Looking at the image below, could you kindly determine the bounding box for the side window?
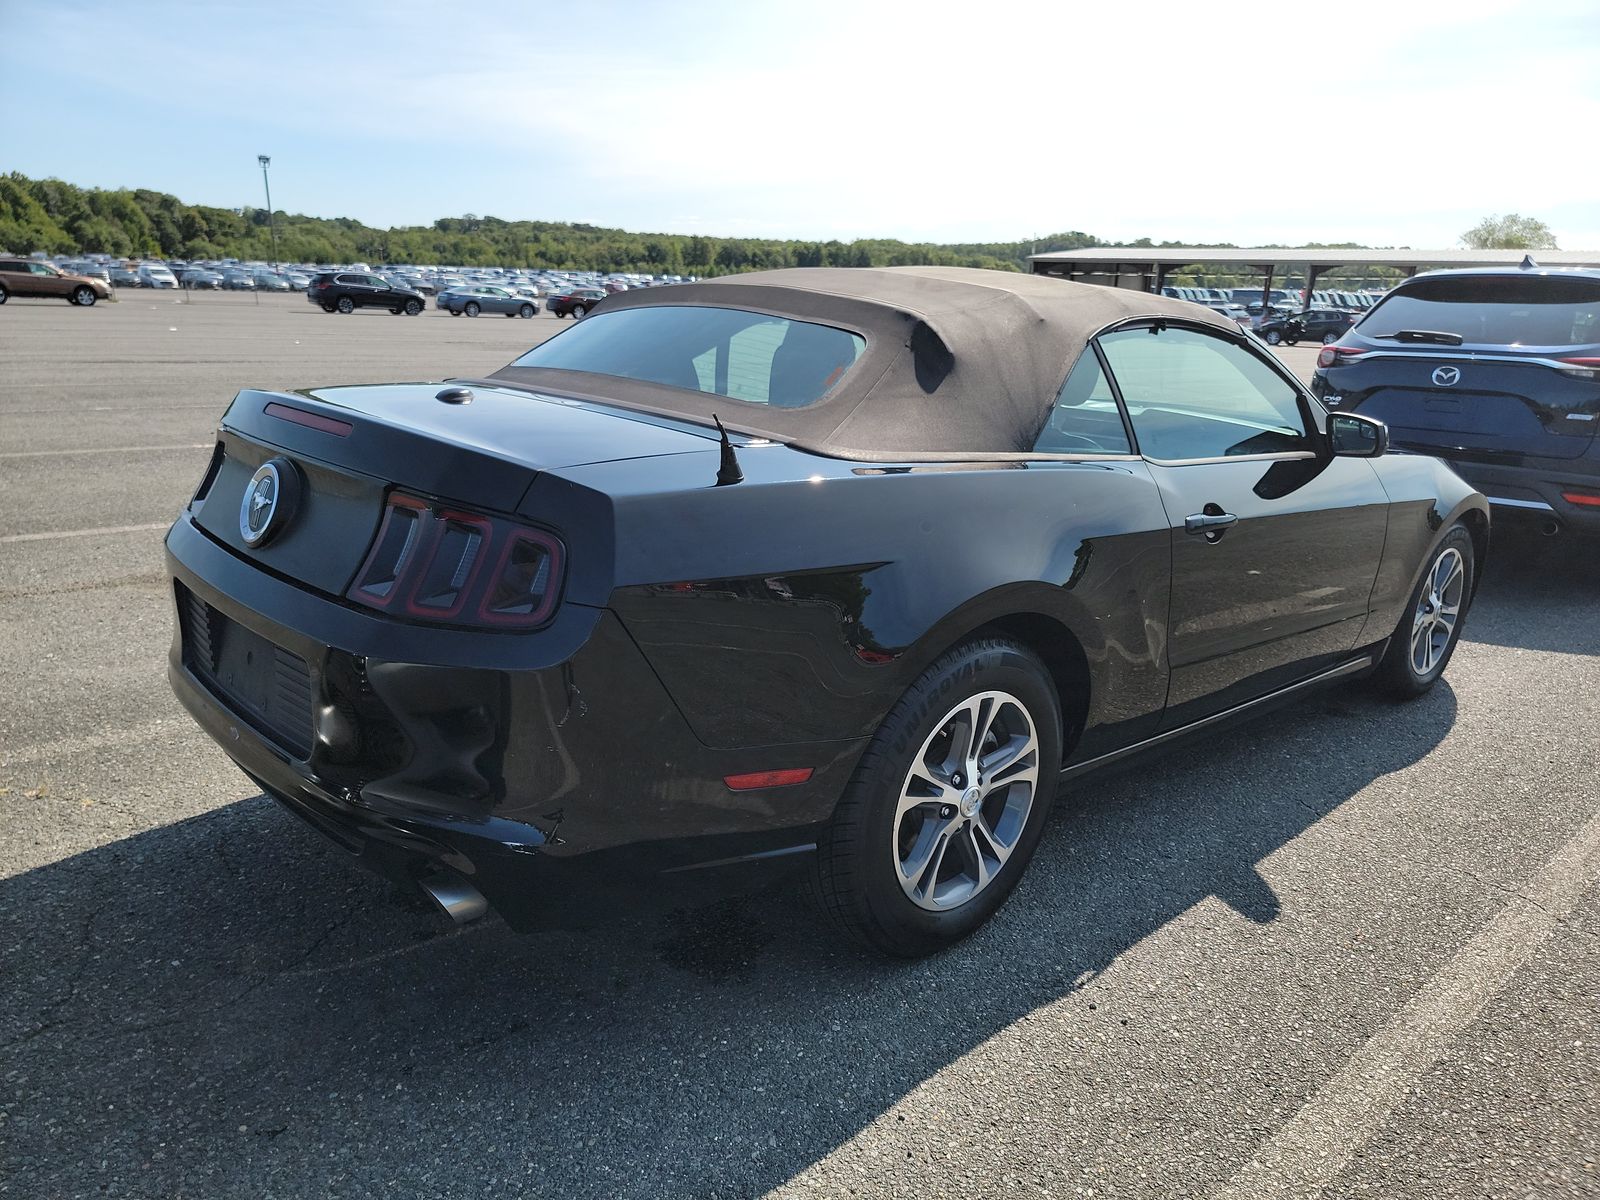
[1033,351,1132,454]
[1098,325,1311,461]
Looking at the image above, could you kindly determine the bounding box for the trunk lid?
[193,382,718,597]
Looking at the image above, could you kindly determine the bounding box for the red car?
[548,286,608,319]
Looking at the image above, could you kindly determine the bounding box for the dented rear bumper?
[165,515,863,928]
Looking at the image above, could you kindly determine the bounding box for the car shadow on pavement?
[1,681,1456,1198]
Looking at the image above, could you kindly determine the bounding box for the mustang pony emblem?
[238,459,299,546]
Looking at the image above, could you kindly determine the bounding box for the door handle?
[1185,510,1238,537]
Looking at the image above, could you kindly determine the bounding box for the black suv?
[1312,267,1600,537]
[1255,307,1357,346]
[307,272,425,315]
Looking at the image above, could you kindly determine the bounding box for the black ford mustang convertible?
[166,267,1487,956]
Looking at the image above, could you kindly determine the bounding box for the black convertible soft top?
[487,266,1233,460]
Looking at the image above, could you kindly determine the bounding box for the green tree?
[1460,213,1558,250]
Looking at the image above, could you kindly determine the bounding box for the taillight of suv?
[348,492,564,629]
[1317,344,1368,369]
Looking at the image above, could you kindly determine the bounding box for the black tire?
[405,299,422,315]
[1372,523,1475,699]
[0,284,9,304]
[450,309,461,316]
[812,637,1063,957]
[1321,332,1339,345]
[72,286,96,306]
[336,297,355,314]
[519,304,535,318]
[389,306,402,315]
[321,302,337,313]
[1264,329,1282,345]
[571,303,587,319]
[465,301,481,317]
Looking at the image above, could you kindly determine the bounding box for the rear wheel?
[336,297,354,314]
[1372,524,1474,699]
[0,284,10,304]
[572,303,587,319]
[1263,329,1283,345]
[465,301,481,317]
[1321,332,1339,345]
[813,637,1062,957]
[321,302,336,313]
[519,304,535,318]
[72,285,96,306]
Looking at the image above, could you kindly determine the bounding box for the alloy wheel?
[1410,547,1465,676]
[893,690,1039,912]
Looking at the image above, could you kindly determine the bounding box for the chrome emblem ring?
[239,458,300,546]
[1431,366,1461,387]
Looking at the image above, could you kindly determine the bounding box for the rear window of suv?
[1360,274,1600,348]
[510,305,866,408]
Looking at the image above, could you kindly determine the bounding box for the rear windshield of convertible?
[509,305,867,409]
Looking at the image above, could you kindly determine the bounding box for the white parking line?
[1215,803,1600,1197]
[0,522,170,545]
[0,443,209,460]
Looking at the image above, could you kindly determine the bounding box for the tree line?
[0,172,1102,275]
[1,173,1558,285]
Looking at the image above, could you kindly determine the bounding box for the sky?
[3,0,1598,249]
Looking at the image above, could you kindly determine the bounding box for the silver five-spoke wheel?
[893,690,1039,911]
[1410,546,1464,676]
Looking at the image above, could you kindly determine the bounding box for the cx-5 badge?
[1432,366,1461,387]
[239,458,302,546]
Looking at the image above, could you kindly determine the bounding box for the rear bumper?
[165,516,861,928]
[1438,458,1600,536]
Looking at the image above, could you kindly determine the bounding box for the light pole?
[257,154,278,269]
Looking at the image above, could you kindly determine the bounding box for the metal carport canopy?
[1029,246,1600,297]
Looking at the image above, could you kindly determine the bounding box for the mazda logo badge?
[238,458,302,546]
[1431,366,1461,387]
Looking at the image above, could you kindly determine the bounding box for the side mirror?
[1327,411,1388,458]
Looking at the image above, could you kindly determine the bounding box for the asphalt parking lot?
[2,292,1596,1199]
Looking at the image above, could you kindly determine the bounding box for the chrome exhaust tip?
[419,873,489,925]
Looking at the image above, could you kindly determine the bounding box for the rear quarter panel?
[1366,452,1489,639]
[553,448,1174,754]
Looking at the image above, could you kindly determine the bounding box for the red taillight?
[723,768,815,791]
[348,492,564,628]
[1317,344,1367,369]
[1562,491,1600,507]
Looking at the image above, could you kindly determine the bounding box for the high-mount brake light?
[348,493,564,629]
[1317,344,1367,369]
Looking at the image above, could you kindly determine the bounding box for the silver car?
[442,284,538,318]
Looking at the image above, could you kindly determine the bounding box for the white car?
[138,264,179,289]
